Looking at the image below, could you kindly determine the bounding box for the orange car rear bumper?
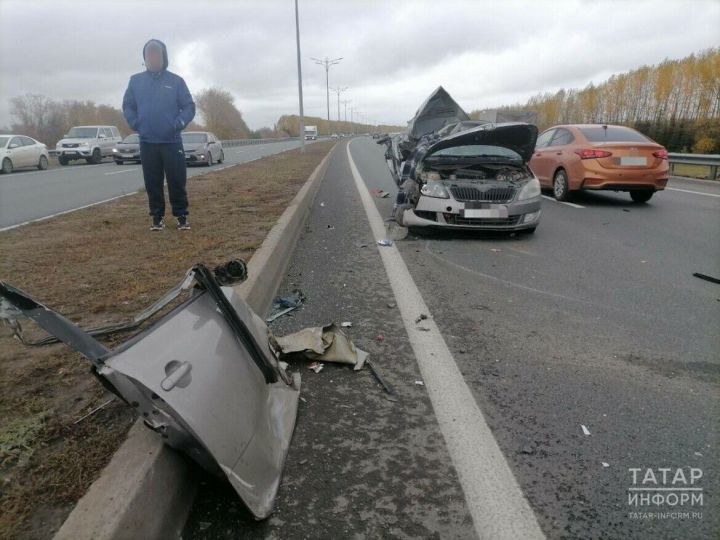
[572,162,669,191]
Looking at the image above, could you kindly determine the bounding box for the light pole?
[311,56,342,134]
[294,0,305,152]
[341,98,351,125]
[331,86,347,132]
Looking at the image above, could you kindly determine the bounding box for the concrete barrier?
[53,143,337,540]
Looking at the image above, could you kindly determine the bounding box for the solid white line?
[346,141,544,540]
[666,187,720,198]
[105,167,140,176]
[541,194,585,208]
[0,191,138,232]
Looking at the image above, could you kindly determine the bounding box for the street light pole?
[331,86,348,133]
[294,0,305,152]
[311,56,342,135]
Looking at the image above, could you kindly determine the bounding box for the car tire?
[58,156,68,166]
[1,157,13,174]
[115,160,123,165]
[218,150,224,163]
[90,148,102,164]
[38,155,48,170]
[630,191,654,203]
[553,169,572,201]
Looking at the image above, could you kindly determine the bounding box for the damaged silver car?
[380,87,542,233]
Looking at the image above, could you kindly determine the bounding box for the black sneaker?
[176,216,191,230]
[150,216,165,231]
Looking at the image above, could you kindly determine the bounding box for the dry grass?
[671,162,717,180]
[0,141,335,539]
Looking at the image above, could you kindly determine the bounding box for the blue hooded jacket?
[122,39,196,144]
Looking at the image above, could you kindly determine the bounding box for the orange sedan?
[529,124,669,203]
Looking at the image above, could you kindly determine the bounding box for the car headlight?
[112,148,118,153]
[517,177,541,201]
[420,180,449,199]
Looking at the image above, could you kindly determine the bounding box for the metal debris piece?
[272,323,368,371]
[693,272,720,285]
[377,239,393,247]
[367,359,398,402]
[74,397,116,424]
[0,265,300,520]
[267,289,306,322]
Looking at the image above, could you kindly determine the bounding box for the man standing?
[122,39,195,230]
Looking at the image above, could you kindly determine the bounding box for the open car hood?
[407,86,470,141]
[423,122,539,163]
[0,265,299,520]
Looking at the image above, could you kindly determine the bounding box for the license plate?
[122,154,134,158]
[620,156,647,166]
[463,206,508,218]
[65,151,78,156]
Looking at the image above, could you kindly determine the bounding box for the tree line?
[470,47,720,153]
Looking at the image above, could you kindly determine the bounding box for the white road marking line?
[105,167,140,175]
[0,192,138,232]
[667,187,720,198]
[347,141,545,540]
[541,194,585,208]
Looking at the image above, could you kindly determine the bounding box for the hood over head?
[143,39,168,71]
[407,86,470,141]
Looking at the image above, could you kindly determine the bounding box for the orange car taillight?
[574,149,613,159]
[653,149,669,159]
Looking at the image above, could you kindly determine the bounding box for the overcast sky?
[1,0,718,130]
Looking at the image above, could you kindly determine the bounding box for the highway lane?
[0,139,316,229]
[347,137,719,539]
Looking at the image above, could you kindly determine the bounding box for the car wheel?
[38,155,48,170]
[206,153,213,167]
[630,191,653,203]
[218,150,224,163]
[58,156,68,166]
[115,160,123,165]
[1,158,13,174]
[91,148,102,164]
[553,169,572,201]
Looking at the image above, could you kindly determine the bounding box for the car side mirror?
[8,143,18,149]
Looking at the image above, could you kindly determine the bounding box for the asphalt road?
[0,139,316,230]
[188,137,718,539]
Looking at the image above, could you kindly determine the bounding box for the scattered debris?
[415,380,424,386]
[387,302,396,309]
[327,225,335,229]
[622,208,630,212]
[369,188,392,198]
[367,359,399,401]
[602,462,610,468]
[415,313,428,323]
[198,522,212,532]
[308,362,324,373]
[693,272,720,285]
[320,202,326,207]
[581,424,591,436]
[74,397,115,424]
[490,248,503,253]
[356,242,368,248]
[341,321,353,328]
[377,239,393,247]
[417,327,430,332]
[375,334,385,342]
[272,323,369,370]
[267,289,306,322]
[520,443,537,455]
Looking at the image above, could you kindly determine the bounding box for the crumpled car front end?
[396,122,542,232]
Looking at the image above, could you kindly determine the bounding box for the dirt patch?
[0,141,335,540]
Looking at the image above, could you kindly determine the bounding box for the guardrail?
[668,153,720,180]
[220,136,299,147]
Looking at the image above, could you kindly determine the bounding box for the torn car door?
[0,264,300,520]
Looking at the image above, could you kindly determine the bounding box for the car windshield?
[66,127,98,138]
[579,126,650,143]
[430,144,522,160]
[122,134,139,143]
[182,133,208,143]
[0,136,9,148]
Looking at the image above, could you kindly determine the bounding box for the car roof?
[183,131,211,134]
[1,134,35,138]
[71,125,118,129]
[546,123,632,129]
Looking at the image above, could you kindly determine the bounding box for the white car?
[55,125,122,165]
[0,135,49,174]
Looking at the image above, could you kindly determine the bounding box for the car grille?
[449,186,516,203]
[447,215,522,227]
[62,143,79,148]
